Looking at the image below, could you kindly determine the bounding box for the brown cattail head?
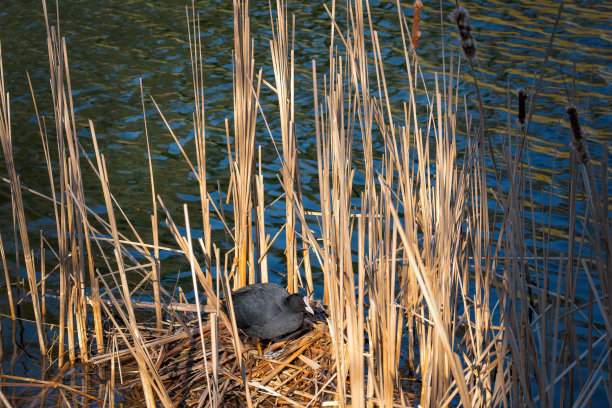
[450,6,477,60]
[411,0,423,51]
[518,88,527,132]
[566,105,590,165]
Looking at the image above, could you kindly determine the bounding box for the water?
[0,0,610,402]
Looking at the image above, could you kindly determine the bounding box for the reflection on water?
[0,0,610,386]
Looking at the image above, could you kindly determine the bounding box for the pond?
[0,0,610,405]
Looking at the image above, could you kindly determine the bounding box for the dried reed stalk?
[186,1,213,283]
[141,78,163,331]
[230,0,258,287]
[256,147,268,281]
[90,121,171,407]
[1,1,609,407]
[269,0,300,293]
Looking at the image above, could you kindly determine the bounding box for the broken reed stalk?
[157,196,231,332]
[183,205,213,404]
[43,2,66,367]
[255,146,268,281]
[90,121,168,407]
[221,261,254,408]
[231,0,258,287]
[352,1,402,404]
[307,50,352,406]
[268,0,312,294]
[186,1,213,280]
[61,35,90,367]
[40,0,106,364]
[307,1,503,405]
[269,0,295,291]
[141,77,163,331]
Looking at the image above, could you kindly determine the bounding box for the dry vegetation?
[0,0,609,407]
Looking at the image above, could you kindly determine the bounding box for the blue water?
[0,0,610,403]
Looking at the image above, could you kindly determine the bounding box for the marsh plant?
[0,0,608,407]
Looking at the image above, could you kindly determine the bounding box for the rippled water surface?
[0,0,610,386]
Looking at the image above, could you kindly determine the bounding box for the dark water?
[1,0,609,271]
[0,0,610,396]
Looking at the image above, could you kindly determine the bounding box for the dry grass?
[91,313,383,407]
[0,0,609,407]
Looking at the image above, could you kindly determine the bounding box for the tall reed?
[0,0,608,407]
[229,0,258,287]
[270,0,301,293]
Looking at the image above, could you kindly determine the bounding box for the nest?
[95,314,338,407]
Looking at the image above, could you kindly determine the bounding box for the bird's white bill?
[303,296,315,314]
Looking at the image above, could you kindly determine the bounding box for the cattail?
[450,6,477,60]
[518,88,527,132]
[566,105,590,165]
[411,0,423,51]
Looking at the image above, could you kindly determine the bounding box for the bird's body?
[225,283,314,340]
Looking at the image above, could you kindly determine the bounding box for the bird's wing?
[230,292,283,330]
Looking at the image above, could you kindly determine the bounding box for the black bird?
[224,283,314,353]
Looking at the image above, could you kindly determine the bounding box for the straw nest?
[93,310,342,407]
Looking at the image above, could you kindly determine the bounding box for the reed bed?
[90,312,371,407]
[0,0,609,407]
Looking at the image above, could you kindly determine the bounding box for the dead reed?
[0,0,608,407]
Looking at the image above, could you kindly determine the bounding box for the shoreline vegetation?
[0,0,609,406]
